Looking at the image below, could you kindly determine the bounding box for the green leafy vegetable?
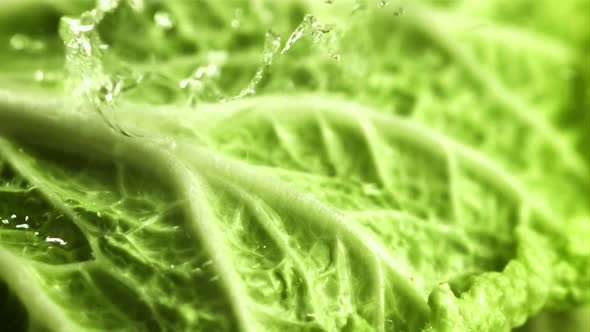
[0,0,588,331]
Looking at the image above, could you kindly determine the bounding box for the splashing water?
[234,12,342,100]
[280,15,309,54]
[56,0,348,117]
[263,31,282,66]
[180,64,223,106]
[280,14,340,61]
[235,30,281,99]
[59,0,131,133]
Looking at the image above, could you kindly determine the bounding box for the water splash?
[280,14,340,60]
[59,0,130,134]
[45,237,68,246]
[233,13,342,100]
[281,26,303,54]
[97,0,120,12]
[54,0,350,114]
[179,64,223,106]
[235,30,281,99]
[175,50,229,106]
[263,31,282,66]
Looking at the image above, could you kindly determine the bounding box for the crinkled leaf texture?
[0,0,589,331]
[0,90,587,332]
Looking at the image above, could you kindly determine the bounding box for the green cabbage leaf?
[0,0,588,331]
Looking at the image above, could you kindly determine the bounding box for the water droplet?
[1,219,9,225]
[10,214,16,219]
[196,64,219,79]
[209,275,219,282]
[97,78,124,103]
[64,199,79,206]
[362,183,380,196]
[15,224,29,229]
[46,237,68,246]
[263,30,281,66]
[231,8,243,29]
[9,34,45,52]
[9,34,27,50]
[179,64,223,105]
[180,77,202,90]
[97,0,121,12]
[179,78,196,89]
[207,50,228,65]
[127,0,145,12]
[34,70,45,82]
[379,0,389,7]
[280,14,340,62]
[393,6,404,16]
[34,232,39,236]
[154,11,174,30]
